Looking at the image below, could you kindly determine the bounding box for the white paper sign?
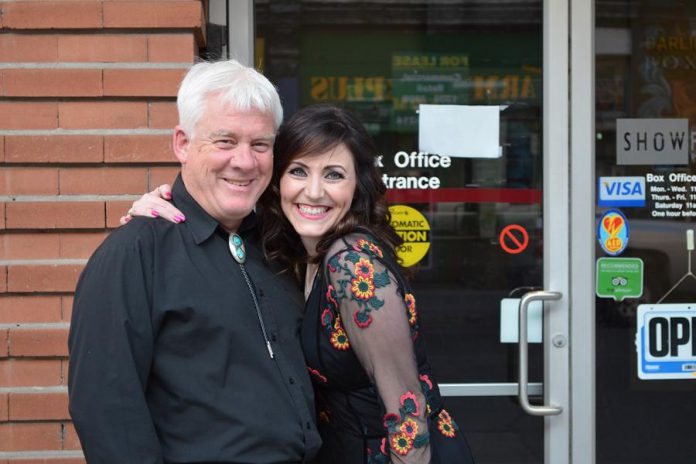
[419,104,501,158]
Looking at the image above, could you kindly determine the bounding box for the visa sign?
[598,176,646,207]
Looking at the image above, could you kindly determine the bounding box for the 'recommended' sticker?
[598,209,630,256]
[389,205,431,267]
[596,257,643,301]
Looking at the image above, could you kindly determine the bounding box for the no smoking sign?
[499,224,529,254]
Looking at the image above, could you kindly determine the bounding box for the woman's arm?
[120,184,185,225]
[327,241,431,463]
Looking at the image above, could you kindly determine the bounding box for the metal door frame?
[569,1,596,463]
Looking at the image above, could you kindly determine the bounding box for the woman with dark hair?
[123,104,475,464]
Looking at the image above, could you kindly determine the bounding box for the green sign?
[596,257,644,301]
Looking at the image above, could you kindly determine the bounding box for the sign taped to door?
[636,304,696,380]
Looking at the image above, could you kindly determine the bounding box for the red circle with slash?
[499,224,529,254]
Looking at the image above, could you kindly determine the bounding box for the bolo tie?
[228,233,275,359]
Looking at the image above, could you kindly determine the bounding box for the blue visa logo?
[598,176,645,207]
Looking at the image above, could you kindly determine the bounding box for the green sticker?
[596,257,644,301]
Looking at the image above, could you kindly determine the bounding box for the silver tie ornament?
[228,233,246,264]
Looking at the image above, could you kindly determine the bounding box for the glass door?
[595,1,696,462]
[252,1,572,462]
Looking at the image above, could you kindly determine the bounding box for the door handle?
[518,290,563,416]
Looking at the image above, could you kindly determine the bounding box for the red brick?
[0,34,58,62]
[106,201,135,228]
[0,296,63,324]
[0,266,6,293]
[0,233,61,260]
[0,329,7,358]
[61,296,74,322]
[59,34,147,62]
[7,264,84,293]
[103,68,188,97]
[2,2,102,29]
[148,34,196,62]
[60,167,148,195]
[5,135,103,164]
[0,422,62,451]
[149,101,178,128]
[0,102,58,130]
[1,69,102,97]
[0,168,59,196]
[9,327,69,357]
[9,391,69,421]
[104,1,203,29]
[8,458,86,464]
[6,202,104,229]
[0,359,62,388]
[1,136,5,163]
[0,393,8,421]
[63,422,81,450]
[104,134,174,163]
[61,359,70,386]
[149,166,179,190]
[59,101,147,130]
[59,232,108,259]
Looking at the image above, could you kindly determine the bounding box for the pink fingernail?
[151,210,160,217]
[164,192,172,200]
[174,214,186,222]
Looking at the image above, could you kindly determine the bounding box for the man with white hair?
[68,60,321,463]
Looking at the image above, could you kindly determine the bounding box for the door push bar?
[518,290,563,416]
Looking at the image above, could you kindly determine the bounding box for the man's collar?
[171,174,257,245]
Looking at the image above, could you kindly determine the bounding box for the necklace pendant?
[228,233,246,264]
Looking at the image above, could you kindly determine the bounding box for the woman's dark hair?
[260,104,402,280]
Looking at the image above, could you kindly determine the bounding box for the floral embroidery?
[400,418,419,438]
[381,390,429,457]
[436,408,459,438]
[353,238,384,258]
[419,374,433,392]
[321,284,351,349]
[355,257,374,279]
[366,439,390,464]
[307,366,327,384]
[353,310,373,328]
[320,308,334,328]
[318,410,330,423]
[326,238,391,338]
[330,316,350,350]
[326,285,338,308]
[391,433,413,455]
[404,293,417,326]
[404,293,420,340]
[400,391,421,416]
[351,275,375,300]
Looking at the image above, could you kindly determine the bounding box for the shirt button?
[258,288,265,297]
[271,333,277,342]
[306,421,312,430]
[289,377,295,384]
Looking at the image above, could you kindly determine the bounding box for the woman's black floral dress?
[301,232,475,463]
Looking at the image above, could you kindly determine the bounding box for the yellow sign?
[389,205,430,267]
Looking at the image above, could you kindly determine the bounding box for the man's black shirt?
[68,176,321,463]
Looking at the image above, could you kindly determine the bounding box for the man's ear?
[173,126,190,164]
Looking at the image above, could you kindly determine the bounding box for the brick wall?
[0,1,204,461]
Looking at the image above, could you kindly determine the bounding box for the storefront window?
[596,1,696,461]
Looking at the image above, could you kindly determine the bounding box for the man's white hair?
[177,60,283,138]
